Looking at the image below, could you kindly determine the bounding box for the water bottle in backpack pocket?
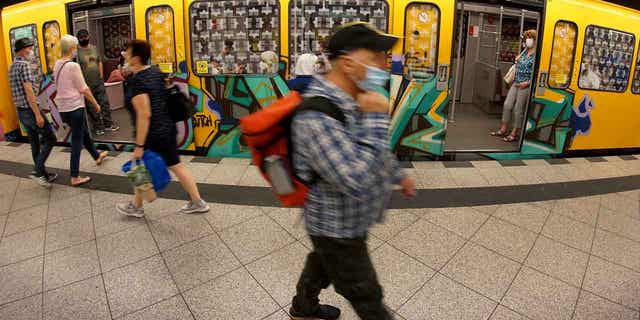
[264,155,296,195]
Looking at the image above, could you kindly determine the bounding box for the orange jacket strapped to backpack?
[240,91,345,207]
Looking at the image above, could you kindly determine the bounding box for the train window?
[189,0,280,76]
[403,3,440,80]
[43,21,62,74]
[146,6,177,73]
[548,21,577,89]
[9,24,43,85]
[288,0,390,74]
[578,25,635,93]
[632,41,640,94]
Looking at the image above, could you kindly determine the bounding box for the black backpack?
[166,85,196,122]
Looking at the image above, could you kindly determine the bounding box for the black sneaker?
[290,305,341,320]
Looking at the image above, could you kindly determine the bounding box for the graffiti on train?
[570,95,595,136]
[188,74,289,157]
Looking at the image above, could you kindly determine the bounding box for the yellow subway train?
[1,0,639,160]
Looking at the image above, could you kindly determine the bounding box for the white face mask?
[525,38,535,48]
[26,49,35,60]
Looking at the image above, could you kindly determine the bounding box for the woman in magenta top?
[54,34,108,186]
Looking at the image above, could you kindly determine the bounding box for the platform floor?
[0,141,640,320]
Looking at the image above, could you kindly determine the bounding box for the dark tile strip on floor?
[0,159,638,210]
[620,155,638,161]
[442,161,474,168]
[498,159,527,167]
[545,158,570,165]
[190,156,222,164]
[586,157,607,163]
[399,161,415,168]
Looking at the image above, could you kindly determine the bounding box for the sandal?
[95,151,109,166]
[503,134,519,142]
[71,176,92,187]
[490,129,508,137]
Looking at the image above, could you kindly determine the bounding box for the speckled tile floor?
[0,142,640,319]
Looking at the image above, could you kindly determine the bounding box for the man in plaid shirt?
[289,22,416,320]
[9,38,57,187]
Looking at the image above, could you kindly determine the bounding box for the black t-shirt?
[127,66,175,143]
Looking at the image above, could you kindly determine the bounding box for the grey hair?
[60,34,79,56]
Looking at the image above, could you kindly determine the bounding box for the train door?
[390,0,455,158]
[445,1,540,152]
[68,1,134,143]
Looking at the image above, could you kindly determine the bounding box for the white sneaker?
[30,175,51,188]
[179,199,210,214]
[116,202,145,218]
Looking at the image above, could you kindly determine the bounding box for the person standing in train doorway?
[76,29,119,136]
[9,37,58,188]
[289,22,416,320]
[491,29,537,142]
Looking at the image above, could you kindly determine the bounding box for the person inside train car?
[580,62,602,90]
[76,29,119,136]
[217,39,236,73]
[116,39,210,217]
[288,22,416,320]
[288,53,318,93]
[209,57,221,75]
[315,39,332,74]
[491,29,537,143]
[259,50,279,74]
[9,37,58,187]
[53,35,109,187]
[106,52,126,83]
[235,61,248,74]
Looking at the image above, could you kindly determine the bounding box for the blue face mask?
[352,60,390,91]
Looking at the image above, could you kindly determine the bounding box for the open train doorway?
[445,1,541,152]
[68,1,134,143]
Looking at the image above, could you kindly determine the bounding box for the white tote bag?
[504,64,516,85]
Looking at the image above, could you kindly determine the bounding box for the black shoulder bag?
[166,85,196,123]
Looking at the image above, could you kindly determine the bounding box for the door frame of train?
[390,0,455,158]
[444,0,547,155]
[65,0,136,40]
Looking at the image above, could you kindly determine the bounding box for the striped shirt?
[291,76,406,239]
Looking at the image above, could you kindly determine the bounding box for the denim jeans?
[17,108,56,177]
[292,235,393,320]
[60,108,100,177]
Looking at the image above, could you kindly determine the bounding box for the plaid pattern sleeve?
[9,58,35,109]
[293,112,390,200]
[388,156,407,185]
[354,113,407,185]
[292,76,404,238]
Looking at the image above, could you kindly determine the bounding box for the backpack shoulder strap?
[295,96,346,124]
[290,96,345,186]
